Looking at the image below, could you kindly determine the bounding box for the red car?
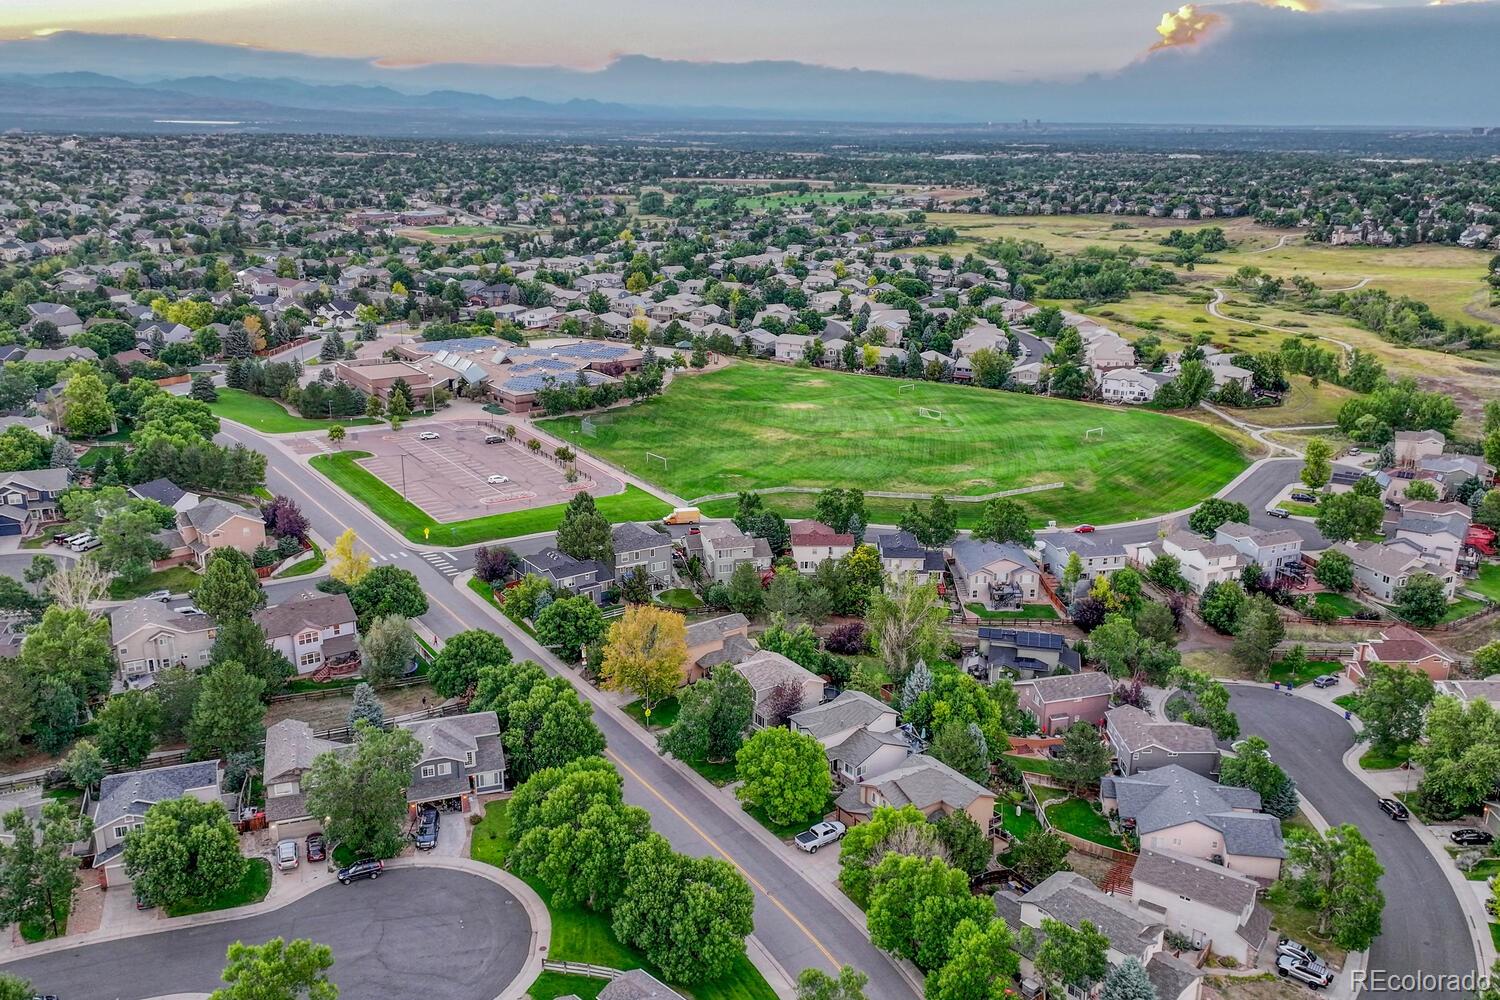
[306,832,327,863]
[1074,524,1096,533]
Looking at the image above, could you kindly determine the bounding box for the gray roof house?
[1132,849,1274,965]
[971,626,1080,681]
[834,754,995,833]
[128,477,199,514]
[1038,533,1127,587]
[948,538,1042,609]
[400,711,507,804]
[522,546,613,604]
[790,691,912,786]
[683,522,773,584]
[875,529,945,584]
[599,970,688,1000]
[612,521,674,589]
[89,760,223,886]
[264,718,345,836]
[1105,706,1220,777]
[734,650,826,728]
[0,467,70,535]
[110,599,218,687]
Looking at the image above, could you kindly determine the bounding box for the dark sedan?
[1451,828,1494,846]
[306,832,327,863]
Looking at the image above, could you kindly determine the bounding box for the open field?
[542,362,1248,527]
[1218,376,1356,429]
[209,389,376,434]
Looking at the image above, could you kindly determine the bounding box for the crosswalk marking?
[419,550,461,579]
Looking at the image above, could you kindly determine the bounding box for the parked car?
[1451,828,1495,846]
[1277,938,1321,966]
[417,431,440,441]
[1276,954,1333,989]
[1378,797,1409,821]
[1073,524,1096,534]
[486,474,510,485]
[1266,507,1291,519]
[337,858,384,884]
[305,832,327,862]
[413,807,440,850]
[484,434,504,444]
[793,821,846,853]
[175,605,204,616]
[1348,448,1362,456]
[141,588,172,602]
[275,839,299,871]
[1290,492,1318,503]
[1312,674,1339,689]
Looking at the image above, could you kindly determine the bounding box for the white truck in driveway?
[794,821,846,853]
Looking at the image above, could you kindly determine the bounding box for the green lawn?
[527,973,608,1000]
[209,388,376,434]
[1359,746,1410,770]
[999,802,1043,842]
[1044,798,1123,849]
[623,697,680,730]
[311,450,672,545]
[471,801,776,1000]
[965,603,1060,621]
[19,899,70,942]
[108,565,201,600]
[742,796,837,840]
[541,362,1249,527]
[683,756,738,787]
[1263,881,1346,966]
[655,588,702,611]
[1309,592,1369,618]
[20,534,54,549]
[421,224,513,237]
[275,540,324,578]
[1438,596,1487,624]
[165,858,272,917]
[1277,500,1320,517]
[1470,563,1500,602]
[1005,753,1064,777]
[1472,859,1500,882]
[1269,657,1332,688]
[1333,694,1362,716]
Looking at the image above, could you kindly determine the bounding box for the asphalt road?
[0,868,531,1000]
[1230,687,1478,993]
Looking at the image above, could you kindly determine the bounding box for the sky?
[0,0,1448,81]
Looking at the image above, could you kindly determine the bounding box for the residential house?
[684,613,755,682]
[111,600,218,687]
[400,711,507,806]
[948,538,1042,610]
[1415,454,1492,497]
[734,650,826,728]
[612,521,674,590]
[683,522,773,583]
[26,302,83,336]
[1101,765,1285,881]
[994,871,1205,1000]
[1105,706,1220,777]
[1395,501,1472,568]
[1328,538,1458,605]
[89,761,223,887]
[970,626,1081,682]
[834,754,995,833]
[790,520,854,572]
[1127,532,1242,593]
[790,691,910,786]
[158,498,268,568]
[875,529,946,584]
[1393,429,1446,467]
[522,546,613,604]
[1038,534,1127,591]
[1132,850,1273,966]
[599,970,688,1000]
[263,718,345,840]
[0,468,69,536]
[254,592,360,678]
[1016,670,1114,735]
[1346,625,1455,683]
[1099,367,1167,404]
[1213,522,1303,575]
[127,477,199,515]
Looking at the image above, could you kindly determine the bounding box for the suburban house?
[399,711,507,807]
[1346,625,1455,683]
[599,970,688,1000]
[1038,534,1127,589]
[1127,532,1242,593]
[0,467,69,536]
[834,754,995,834]
[1132,850,1273,966]
[263,718,345,840]
[790,691,911,786]
[155,498,267,569]
[1394,501,1471,569]
[875,529,946,584]
[612,522,674,590]
[1213,522,1304,576]
[970,626,1081,682]
[1099,367,1168,404]
[111,599,218,687]
[1016,670,1114,735]
[948,538,1042,610]
[683,613,755,682]
[127,477,199,515]
[254,592,360,678]
[89,760,224,888]
[1393,429,1446,467]
[733,650,826,728]
[1327,538,1458,605]
[1105,706,1220,777]
[521,546,613,604]
[994,871,1205,1000]
[683,522,773,583]
[789,520,855,573]
[1101,765,1285,881]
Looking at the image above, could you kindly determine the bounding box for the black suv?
[1452,828,1495,846]
[413,807,440,851]
[337,858,384,884]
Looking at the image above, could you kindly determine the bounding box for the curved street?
[1229,687,1478,993]
[0,868,533,1000]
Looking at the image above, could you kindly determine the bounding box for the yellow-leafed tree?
[328,528,371,586]
[599,605,687,719]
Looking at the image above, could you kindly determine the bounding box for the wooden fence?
[266,673,428,704]
[540,961,622,981]
[1022,772,1137,865]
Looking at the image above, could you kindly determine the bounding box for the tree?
[929,721,990,785]
[736,727,832,826]
[1475,639,1500,677]
[474,545,518,584]
[1055,722,1110,794]
[837,804,940,908]
[865,573,946,683]
[1098,957,1160,1000]
[1188,498,1250,537]
[23,554,56,596]
[812,488,866,536]
[349,565,427,624]
[63,738,106,793]
[1010,830,1071,885]
[1301,437,1333,490]
[660,663,754,764]
[866,852,993,970]
[556,492,614,565]
[188,661,267,759]
[1089,614,1141,678]
[194,549,266,622]
[125,795,247,909]
[1145,552,1187,592]
[429,629,511,700]
[94,690,161,770]
[209,937,338,1000]
[211,617,293,695]
[931,809,992,877]
[1360,663,1434,754]
[327,529,370,585]
[1219,736,1298,819]
[600,605,687,720]
[1197,580,1246,635]
[304,721,421,859]
[613,833,755,983]
[925,917,1020,1000]
[346,683,384,728]
[726,561,765,616]
[357,614,417,688]
[1404,479,1440,502]
[1061,551,1085,594]
[1313,549,1354,593]
[0,974,32,1000]
[1035,917,1110,998]
[972,497,1033,547]
[1282,824,1385,950]
[900,495,958,548]
[535,595,606,661]
[1231,595,1285,681]
[1394,571,1448,627]
[0,801,92,940]
[796,966,869,1000]
[60,367,115,437]
[1315,491,1384,543]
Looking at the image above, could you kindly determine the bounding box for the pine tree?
[901,658,933,710]
[347,683,385,728]
[1099,958,1159,1000]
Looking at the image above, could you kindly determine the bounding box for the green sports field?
[540,363,1250,526]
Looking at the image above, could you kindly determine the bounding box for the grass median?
[210,388,377,434]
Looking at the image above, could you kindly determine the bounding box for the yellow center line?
[605,749,842,972]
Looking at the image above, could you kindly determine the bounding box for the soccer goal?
[918,407,944,420]
[898,383,917,394]
[1085,427,1105,442]
[646,452,669,472]
[580,417,598,438]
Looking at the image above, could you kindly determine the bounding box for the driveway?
[0,868,531,1000]
[1230,687,1478,993]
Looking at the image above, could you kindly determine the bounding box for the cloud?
[1152,4,1225,49]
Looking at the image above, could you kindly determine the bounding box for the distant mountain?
[0,3,1496,127]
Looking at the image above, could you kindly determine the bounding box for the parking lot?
[340,419,624,522]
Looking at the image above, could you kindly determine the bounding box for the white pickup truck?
[793,821,846,853]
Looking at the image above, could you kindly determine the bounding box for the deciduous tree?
[660,664,754,763]
[125,795,246,909]
[734,727,832,827]
[303,722,421,859]
[925,917,1020,1000]
[1282,824,1385,951]
[188,661,266,759]
[429,629,512,699]
[357,614,417,688]
[194,549,266,623]
[327,529,370,585]
[94,690,161,770]
[866,852,992,970]
[600,605,687,718]
[209,937,338,1000]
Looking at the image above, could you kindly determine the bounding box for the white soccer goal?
[918,407,943,420]
[1085,427,1105,441]
[898,383,917,394]
[646,452,669,471]
[580,417,597,438]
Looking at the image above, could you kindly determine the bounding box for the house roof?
[1215,521,1302,548]
[1106,706,1218,756]
[1018,670,1113,704]
[949,538,1037,577]
[128,477,190,507]
[790,690,896,740]
[790,519,854,548]
[1101,765,1284,859]
[93,760,220,828]
[1012,871,1163,955]
[1364,625,1452,665]
[1133,849,1259,915]
[684,613,748,648]
[599,970,688,1000]
[849,754,988,813]
[733,649,821,696]
[253,592,355,641]
[400,711,502,764]
[1,467,70,493]
[181,497,256,532]
[110,599,215,644]
[612,521,667,554]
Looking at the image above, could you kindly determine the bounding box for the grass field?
[210,389,376,434]
[1468,563,1500,602]
[1044,798,1122,849]
[420,224,514,236]
[165,858,272,917]
[310,450,672,544]
[965,602,1060,621]
[543,363,1248,527]
[108,565,201,600]
[1269,656,1331,688]
[1438,596,1488,624]
[1234,377,1358,429]
[274,540,324,578]
[623,696,680,730]
[999,802,1043,842]
[1308,592,1369,617]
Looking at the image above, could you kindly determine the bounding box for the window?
[299,651,321,668]
[271,781,299,797]
[421,764,436,778]
[465,750,476,766]
[198,650,211,663]
[437,762,453,776]
[297,630,319,646]
[113,825,129,839]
